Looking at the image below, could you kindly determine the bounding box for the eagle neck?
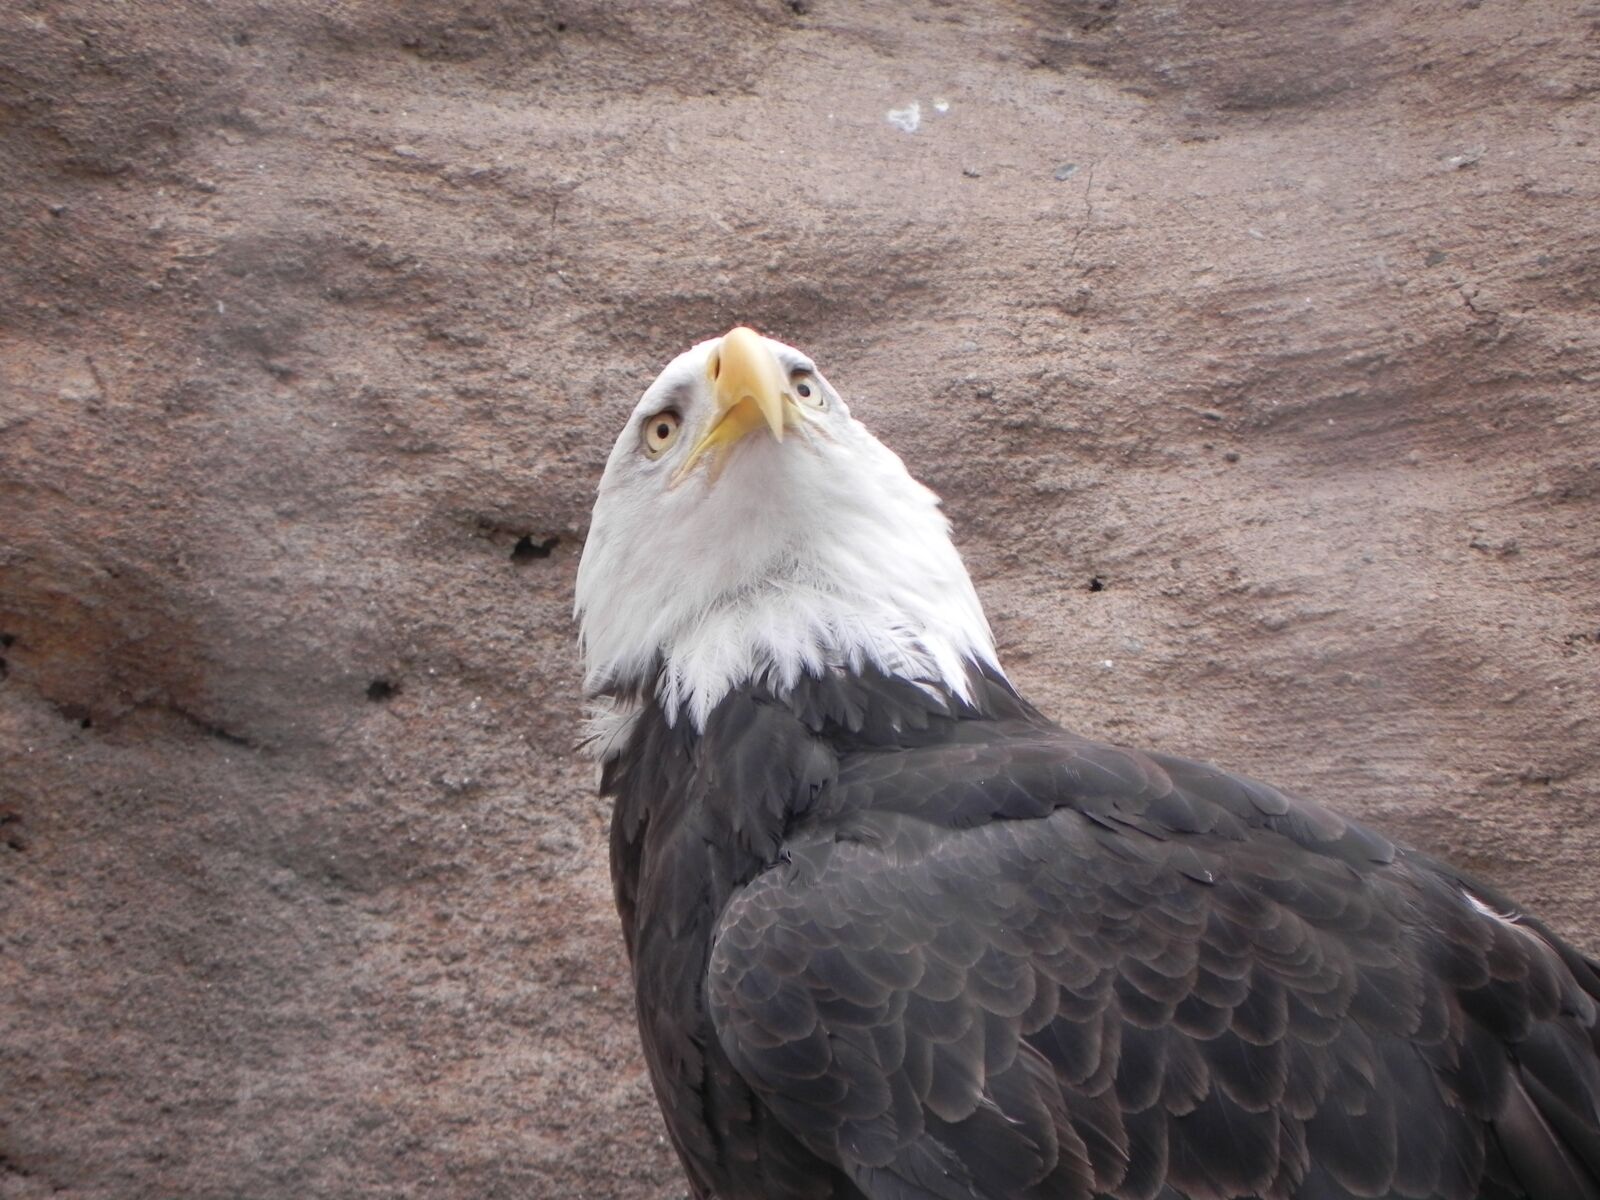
[605,662,1038,948]
[605,683,835,947]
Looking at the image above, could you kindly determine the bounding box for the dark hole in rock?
[367,679,399,702]
[58,702,92,727]
[0,633,15,647]
[512,535,559,562]
[1088,576,1106,592]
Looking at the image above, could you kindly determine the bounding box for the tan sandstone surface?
[2,2,1598,1196]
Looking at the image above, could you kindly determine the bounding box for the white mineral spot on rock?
[1443,145,1485,169]
[886,101,921,134]
[932,98,950,114]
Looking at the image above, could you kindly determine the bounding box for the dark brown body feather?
[604,667,1600,1200]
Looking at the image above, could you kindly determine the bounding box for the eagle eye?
[642,409,682,458]
[792,370,825,409]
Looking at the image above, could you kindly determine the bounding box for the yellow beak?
[675,326,790,482]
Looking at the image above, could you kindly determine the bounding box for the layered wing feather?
[706,727,1600,1200]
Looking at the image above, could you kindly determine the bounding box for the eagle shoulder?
[707,726,1600,1200]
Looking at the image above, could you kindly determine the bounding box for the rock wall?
[2,2,1597,1195]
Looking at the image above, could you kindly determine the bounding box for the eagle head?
[575,327,998,732]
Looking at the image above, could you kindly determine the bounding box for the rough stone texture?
[2,1,1597,1196]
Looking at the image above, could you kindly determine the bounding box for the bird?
[573,327,1600,1200]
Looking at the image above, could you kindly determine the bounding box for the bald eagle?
[575,328,1600,1200]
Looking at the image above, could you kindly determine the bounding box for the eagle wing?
[706,729,1600,1200]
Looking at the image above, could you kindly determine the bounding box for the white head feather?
[574,330,999,745]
